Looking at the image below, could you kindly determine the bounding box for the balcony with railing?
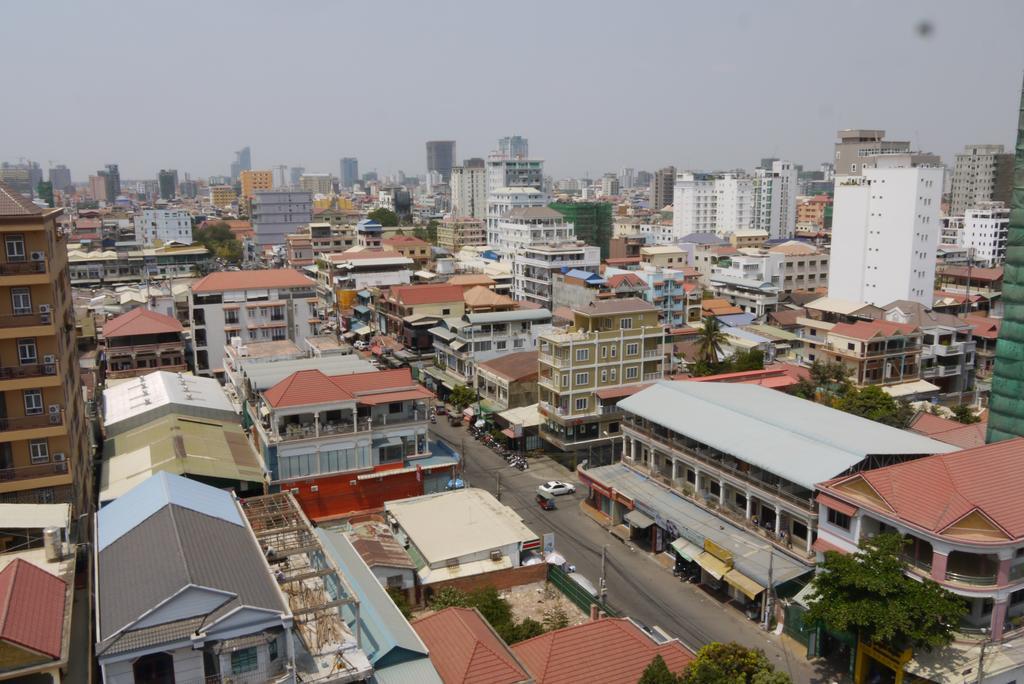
[0,311,55,331]
[0,260,48,284]
[266,406,427,444]
[0,460,70,484]
[0,361,60,383]
[945,551,999,587]
[0,410,65,436]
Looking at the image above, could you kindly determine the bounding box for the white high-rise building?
[600,173,620,197]
[486,155,546,247]
[829,163,944,307]
[962,202,1010,267]
[490,206,574,258]
[619,167,636,189]
[672,172,754,238]
[497,135,529,159]
[135,208,193,245]
[752,161,798,240]
[451,165,487,219]
[715,174,755,236]
[486,188,553,251]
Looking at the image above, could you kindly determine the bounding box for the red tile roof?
[263,368,429,408]
[606,273,645,288]
[476,352,539,382]
[0,558,67,660]
[384,235,431,247]
[820,438,1024,542]
[389,284,464,306]
[413,607,532,684]
[683,367,798,389]
[103,307,183,339]
[0,180,43,216]
[907,412,986,449]
[594,383,652,401]
[448,274,496,287]
[191,269,314,293]
[966,316,1001,340]
[829,320,918,341]
[938,265,1003,283]
[511,618,693,684]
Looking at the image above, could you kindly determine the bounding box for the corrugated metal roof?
[103,372,236,433]
[466,309,552,324]
[0,503,70,530]
[315,530,434,671]
[241,355,375,391]
[618,382,957,490]
[97,471,243,551]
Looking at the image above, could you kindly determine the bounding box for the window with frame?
[513,338,524,349]
[11,288,31,315]
[575,348,589,362]
[625,366,638,380]
[230,647,259,674]
[610,368,617,381]
[827,508,851,530]
[620,317,633,329]
[600,345,607,359]
[574,397,588,411]
[29,440,49,464]
[600,370,607,382]
[610,345,617,358]
[5,234,26,261]
[389,402,403,414]
[17,338,37,364]
[574,372,588,385]
[23,390,43,416]
[561,374,569,387]
[626,343,639,356]
[496,340,507,351]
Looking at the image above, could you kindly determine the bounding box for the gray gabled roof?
[98,504,288,645]
[465,309,552,324]
[619,382,958,490]
[242,355,376,391]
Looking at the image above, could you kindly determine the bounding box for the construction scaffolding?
[240,492,370,683]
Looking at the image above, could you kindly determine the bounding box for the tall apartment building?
[240,169,273,198]
[752,160,797,240]
[157,169,178,200]
[512,241,600,309]
[619,167,636,190]
[340,157,359,188]
[189,269,319,378]
[650,166,676,212]
[0,182,89,511]
[491,206,574,257]
[961,202,1010,267]
[497,135,529,159]
[208,185,237,209]
[135,208,193,245]
[299,173,333,195]
[101,164,120,202]
[47,165,72,194]
[437,216,485,251]
[672,172,757,238]
[251,189,313,246]
[426,140,456,183]
[230,146,251,182]
[950,144,1014,216]
[485,187,548,248]
[450,162,487,219]
[833,129,939,176]
[537,298,665,455]
[0,162,41,198]
[828,163,944,307]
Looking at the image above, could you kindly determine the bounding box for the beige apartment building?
[437,216,486,251]
[0,182,89,511]
[538,298,665,455]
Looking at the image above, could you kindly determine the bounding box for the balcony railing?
[0,312,53,329]
[643,350,662,359]
[0,362,59,381]
[0,261,46,276]
[0,411,64,432]
[537,353,569,368]
[270,412,427,443]
[0,461,70,482]
[107,363,188,379]
[106,342,185,356]
[945,570,998,586]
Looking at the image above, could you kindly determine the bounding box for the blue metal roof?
[315,529,436,675]
[357,219,383,232]
[716,312,757,327]
[97,471,242,551]
[562,268,604,283]
[481,250,501,261]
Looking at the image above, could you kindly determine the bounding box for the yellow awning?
[724,569,764,600]
[695,552,730,580]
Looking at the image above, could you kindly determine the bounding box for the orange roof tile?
[511,618,693,684]
[263,368,425,408]
[413,607,532,684]
[908,412,986,449]
[476,351,539,382]
[464,286,515,309]
[191,269,314,293]
[448,274,497,287]
[103,307,183,339]
[0,558,66,660]
[820,438,1024,541]
[383,235,431,247]
[389,283,464,306]
[606,273,645,288]
[966,316,1001,340]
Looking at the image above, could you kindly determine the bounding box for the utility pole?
[599,545,608,602]
[496,472,501,501]
[977,632,989,684]
[763,547,774,630]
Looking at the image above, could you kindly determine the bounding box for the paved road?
[430,419,834,683]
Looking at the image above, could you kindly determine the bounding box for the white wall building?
[709,251,784,318]
[672,172,756,239]
[828,164,944,307]
[752,161,798,240]
[485,187,549,248]
[715,174,755,236]
[490,206,574,257]
[450,165,487,219]
[961,202,1010,267]
[135,208,193,245]
[189,269,319,377]
[512,241,600,308]
[251,190,313,246]
[485,156,544,242]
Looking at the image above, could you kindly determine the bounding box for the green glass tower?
[986,75,1024,443]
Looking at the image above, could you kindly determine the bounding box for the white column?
[314,411,320,439]
[774,505,781,535]
[805,524,813,554]
[671,459,678,482]
[719,480,726,507]
[744,492,752,520]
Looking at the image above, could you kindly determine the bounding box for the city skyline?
[2,2,1023,180]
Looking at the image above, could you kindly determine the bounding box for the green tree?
[835,385,906,427]
[468,586,513,630]
[950,404,980,424]
[367,207,399,227]
[193,221,243,264]
[542,605,570,632]
[506,617,545,643]
[805,533,966,653]
[428,586,470,610]
[729,348,765,372]
[449,384,477,411]
[387,587,413,620]
[680,643,790,684]
[696,316,727,365]
[426,218,439,244]
[36,181,54,207]
[638,654,684,684]
[809,360,851,390]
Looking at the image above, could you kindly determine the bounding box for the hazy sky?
[3,1,1024,181]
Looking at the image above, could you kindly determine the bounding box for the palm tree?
[696,316,727,365]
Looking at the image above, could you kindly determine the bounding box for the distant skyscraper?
[289,166,305,186]
[157,169,178,200]
[650,166,676,212]
[230,146,251,181]
[48,165,72,193]
[102,164,120,202]
[0,163,36,197]
[340,158,359,187]
[950,144,1014,216]
[451,165,487,219]
[497,135,528,159]
[619,168,636,190]
[426,141,456,183]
